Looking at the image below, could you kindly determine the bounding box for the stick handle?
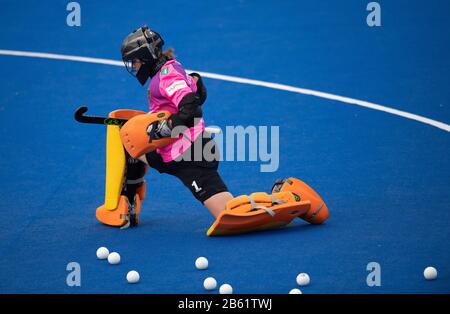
[204,127,221,134]
[75,106,223,134]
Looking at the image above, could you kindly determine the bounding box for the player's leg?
[97,109,185,227]
[206,178,329,236]
[164,133,328,235]
[165,133,231,216]
[137,155,148,164]
[95,109,148,228]
[203,191,234,218]
[122,153,148,226]
[174,164,230,213]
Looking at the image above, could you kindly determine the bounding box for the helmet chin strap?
[136,55,168,85]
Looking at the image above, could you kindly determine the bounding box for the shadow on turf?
[89,216,332,239]
[205,219,331,239]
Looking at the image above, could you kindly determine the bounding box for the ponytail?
[162,47,176,60]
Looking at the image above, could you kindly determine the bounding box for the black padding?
[123,155,147,202]
[190,72,207,105]
[170,93,203,128]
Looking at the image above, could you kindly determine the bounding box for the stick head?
[74,106,88,122]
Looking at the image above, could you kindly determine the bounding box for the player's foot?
[272,177,329,224]
[96,195,142,228]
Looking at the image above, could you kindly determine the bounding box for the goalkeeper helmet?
[121,25,166,85]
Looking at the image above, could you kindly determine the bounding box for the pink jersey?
[148,59,205,162]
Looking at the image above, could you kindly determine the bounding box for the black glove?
[190,72,207,105]
[146,119,172,141]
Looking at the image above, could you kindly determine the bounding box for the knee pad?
[272,177,329,224]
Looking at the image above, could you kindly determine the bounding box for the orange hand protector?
[120,111,177,158]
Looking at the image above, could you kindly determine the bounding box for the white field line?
[1,49,448,133]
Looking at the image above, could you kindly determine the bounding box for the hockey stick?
[74,106,222,133]
[74,106,127,126]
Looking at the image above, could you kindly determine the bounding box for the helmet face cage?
[124,59,140,77]
[124,59,136,76]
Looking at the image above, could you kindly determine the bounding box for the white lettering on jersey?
[165,80,188,97]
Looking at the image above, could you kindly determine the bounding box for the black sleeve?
[190,72,207,105]
[170,93,203,128]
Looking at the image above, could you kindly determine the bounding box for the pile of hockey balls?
[195,256,233,294]
[96,246,140,284]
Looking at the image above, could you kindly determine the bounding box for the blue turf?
[0,0,449,293]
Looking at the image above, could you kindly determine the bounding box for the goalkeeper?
[95,25,329,235]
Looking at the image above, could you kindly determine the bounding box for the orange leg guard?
[207,191,311,236]
[272,177,329,224]
[96,195,142,228]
